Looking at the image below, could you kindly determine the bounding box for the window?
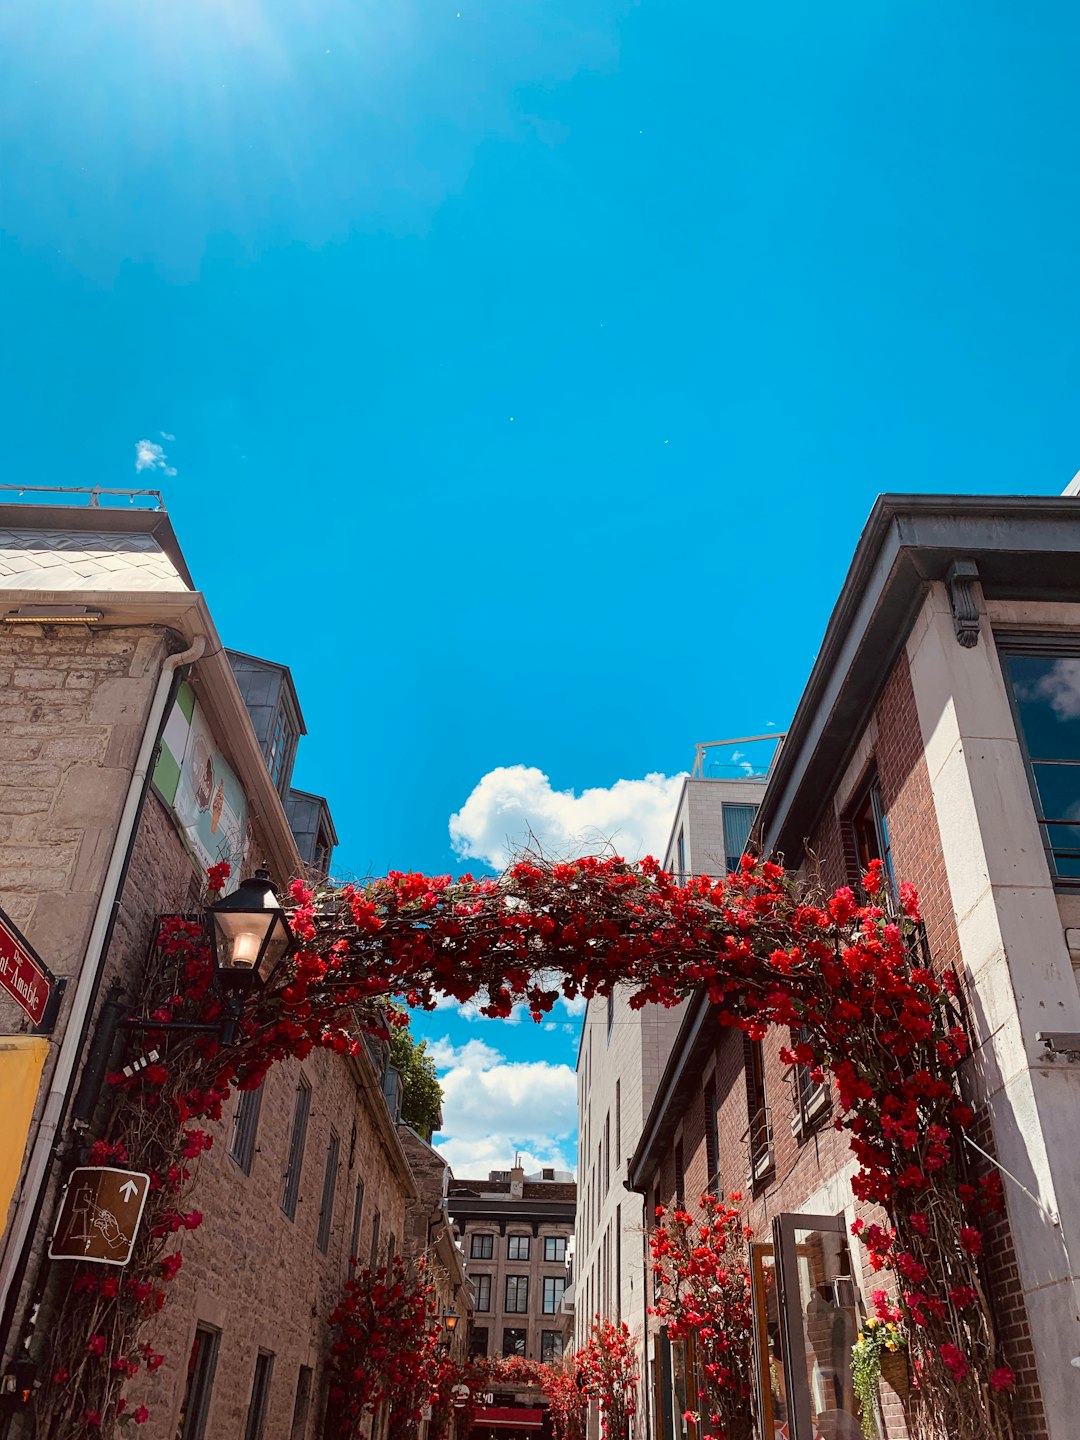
[469,1328,489,1359]
[703,1078,720,1195]
[176,1325,220,1440]
[674,1140,685,1207]
[316,1130,340,1253]
[676,826,686,880]
[267,707,297,793]
[349,1180,365,1260]
[1002,644,1080,879]
[615,1080,621,1169]
[722,802,757,874]
[850,777,895,896]
[471,1233,494,1260]
[543,1276,566,1314]
[606,989,614,1036]
[290,1365,312,1440]
[604,1112,611,1193]
[743,1038,773,1182]
[790,1022,829,1136]
[502,1328,527,1358]
[244,1351,274,1440]
[281,1076,311,1220]
[541,1332,565,1363]
[369,1210,381,1269]
[544,1236,567,1263]
[507,1234,530,1261]
[229,1084,263,1175]
[505,1275,529,1313]
[474,1274,492,1311]
[768,1213,860,1440]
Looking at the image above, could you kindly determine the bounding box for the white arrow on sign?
[119,1180,140,1203]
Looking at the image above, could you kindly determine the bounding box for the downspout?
[0,634,206,1342]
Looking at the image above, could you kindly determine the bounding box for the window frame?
[507,1233,530,1261]
[177,1324,221,1440]
[502,1328,527,1358]
[316,1129,340,1254]
[504,1274,529,1313]
[244,1351,274,1440]
[229,1084,263,1176]
[542,1275,566,1314]
[473,1273,492,1312]
[469,1327,490,1358]
[543,1235,567,1263]
[998,634,1080,886]
[349,1180,365,1261]
[471,1232,494,1260]
[541,1331,565,1363]
[281,1076,311,1221]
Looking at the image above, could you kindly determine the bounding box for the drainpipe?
[0,634,206,1344]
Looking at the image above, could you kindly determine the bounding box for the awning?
[471,1408,544,1430]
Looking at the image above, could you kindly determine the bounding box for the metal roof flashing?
[754,492,1080,868]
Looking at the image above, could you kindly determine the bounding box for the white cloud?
[160,430,176,441]
[449,764,685,870]
[134,438,176,476]
[430,1036,577,1178]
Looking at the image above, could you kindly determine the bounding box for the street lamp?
[206,868,293,993]
[127,869,294,1046]
[443,1311,460,1335]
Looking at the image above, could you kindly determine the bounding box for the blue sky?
[5,0,1080,1171]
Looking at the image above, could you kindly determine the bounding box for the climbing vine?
[35,853,1014,1440]
[649,1194,754,1440]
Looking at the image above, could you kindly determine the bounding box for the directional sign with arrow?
[48,1167,151,1267]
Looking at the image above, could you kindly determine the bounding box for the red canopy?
[471,1408,544,1430]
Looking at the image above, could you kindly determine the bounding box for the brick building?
[574,770,769,1429]
[448,1166,575,1372]
[0,495,418,1440]
[627,494,1080,1440]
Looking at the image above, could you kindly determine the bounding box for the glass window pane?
[1030,763,1080,825]
[1004,653,1080,761]
[791,1227,861,1436]
[722,803,758,872]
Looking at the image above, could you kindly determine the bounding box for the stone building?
[447,1166,576,1370]
[626,493,1080,1440]
[573,770,769,1429]
[0,495,417,1440]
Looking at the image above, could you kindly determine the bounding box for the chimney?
[509,1165,525,1199]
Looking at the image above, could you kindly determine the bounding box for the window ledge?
[791,1086,831,1142]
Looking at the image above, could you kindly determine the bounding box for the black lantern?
[443,1311,460,1335]
[206,867,293,993]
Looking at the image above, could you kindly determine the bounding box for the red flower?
[86,1335,106,1357]
[133,1405,151,1424]
[958,1226,983,1256]
[939,1343,969,1381]
[52,1367,69,1385]
[989,1367,1015,1392]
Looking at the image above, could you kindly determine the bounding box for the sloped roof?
[0,527,190,593]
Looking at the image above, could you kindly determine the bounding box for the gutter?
[0,634,206,1341]
[627,992,712,1193]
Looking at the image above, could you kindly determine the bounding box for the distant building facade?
[448,1166,575,1370]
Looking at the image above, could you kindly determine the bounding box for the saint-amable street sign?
[0,907,59,1030]
[48,1167,151,1266]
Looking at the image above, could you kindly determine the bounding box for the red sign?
[0,911,52,1027]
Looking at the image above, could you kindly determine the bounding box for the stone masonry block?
[38,731,109,763]
[0,736,43,762]
[0,787,54,816]
[51,765,129,828]
[90,677,153,726]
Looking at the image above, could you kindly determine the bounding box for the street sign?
[451,1384,471,1410]
[48,1167,151,1266]
[0,908,58,1030]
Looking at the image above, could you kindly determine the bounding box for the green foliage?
[851,1318,906,1440]
[388,1016,444,1140]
